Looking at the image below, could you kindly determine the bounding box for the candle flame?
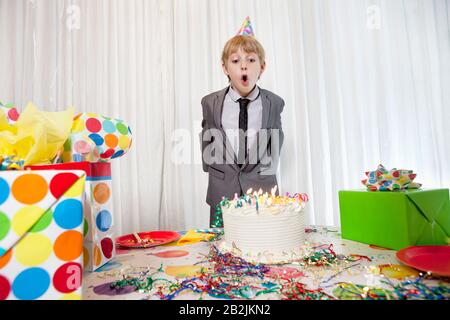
[271,185,278,196]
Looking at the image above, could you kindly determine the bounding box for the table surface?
[83,226,450,300]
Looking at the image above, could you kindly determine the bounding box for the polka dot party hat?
[68,112,132,162]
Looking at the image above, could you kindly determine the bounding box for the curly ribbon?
[333,275,450,300]
[0,156,24,170]
[211,203,224,228]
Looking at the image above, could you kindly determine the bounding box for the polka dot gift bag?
[0,170,86,300]
[28,162,115,272]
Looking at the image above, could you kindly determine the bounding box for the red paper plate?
[396,245,450,276]
[116,231,180,248]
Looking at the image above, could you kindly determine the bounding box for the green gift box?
[338,189,450,250]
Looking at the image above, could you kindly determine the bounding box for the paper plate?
[116,231,180,248]
[396,245,450,276]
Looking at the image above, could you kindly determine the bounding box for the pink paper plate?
[116,231,180,248]
[396,245,450,276]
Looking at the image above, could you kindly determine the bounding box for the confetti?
[105,241,449,301]
[333,275,450,300]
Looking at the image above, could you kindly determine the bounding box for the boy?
[201,21,285,227]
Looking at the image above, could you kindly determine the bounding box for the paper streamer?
[362,164,422,191]
[70,113,132,162]
[0,156,24,170]
[176,230,216,246]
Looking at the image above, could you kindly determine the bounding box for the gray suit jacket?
[200,86,284,208]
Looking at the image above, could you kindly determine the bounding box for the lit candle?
[262,192,268,206]
[271,185,277,196]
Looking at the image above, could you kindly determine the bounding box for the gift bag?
[0,170,86,300]
[28,162,115,271]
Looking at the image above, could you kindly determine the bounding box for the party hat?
[236,16,255,37]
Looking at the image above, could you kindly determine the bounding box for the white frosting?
[220,196,307,264]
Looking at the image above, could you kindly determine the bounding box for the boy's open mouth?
[241,74,249,85]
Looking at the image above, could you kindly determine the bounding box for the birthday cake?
[218,188,309,264]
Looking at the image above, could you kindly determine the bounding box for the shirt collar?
[228,85,260,103]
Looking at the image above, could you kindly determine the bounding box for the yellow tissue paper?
[0,102,74,167]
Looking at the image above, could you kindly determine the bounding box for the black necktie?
[238,98,250,165]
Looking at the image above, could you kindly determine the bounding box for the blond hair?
[221,35,266,65]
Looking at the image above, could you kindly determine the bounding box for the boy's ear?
[260,61,266,74]
[258,62,266,79]
[222,63,229,76]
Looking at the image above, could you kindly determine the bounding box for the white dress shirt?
[221,85,262,159]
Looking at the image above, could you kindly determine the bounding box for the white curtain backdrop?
[1,0,449,235]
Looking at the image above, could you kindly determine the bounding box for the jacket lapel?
[260,90,271,130]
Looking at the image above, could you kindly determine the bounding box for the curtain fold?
[1,0,449,233]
